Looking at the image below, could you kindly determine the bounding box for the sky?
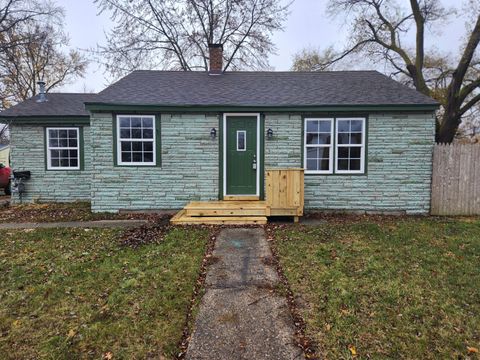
[59,0,467,93]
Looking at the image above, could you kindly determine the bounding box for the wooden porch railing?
[265,168,304,221]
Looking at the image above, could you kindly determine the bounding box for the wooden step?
[171,210,267,225]
[224,195,260,201]
[184,201,267,217]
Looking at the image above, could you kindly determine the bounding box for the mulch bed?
[0,202,173,223]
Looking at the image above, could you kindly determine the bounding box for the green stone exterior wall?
[264,114,303,168]
[9,124,91,203]
[264,113,436,214]
[9,111,434,214]
[90,113,219,212]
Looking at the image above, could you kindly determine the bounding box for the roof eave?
[0,115,90,124]
[84,102,440,113]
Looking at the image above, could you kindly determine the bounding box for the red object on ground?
[0,165,11,188]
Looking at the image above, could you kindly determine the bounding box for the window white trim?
[116,115,156,166]
[334,117,366,174]
[303,118,334,174]
[223,113,260,197]
[46,127,80,170]
[236,130,246,151]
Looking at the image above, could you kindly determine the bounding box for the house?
[0,45,439,216]
[0,144,9,167]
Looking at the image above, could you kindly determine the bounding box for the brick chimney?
[208,43,223,74]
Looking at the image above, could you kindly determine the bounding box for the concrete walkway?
[185,228,304,360]
[0,219,148,229]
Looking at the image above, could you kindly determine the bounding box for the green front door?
[225,116,258,195]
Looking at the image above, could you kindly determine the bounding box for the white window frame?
[46,127,80,170]
[303,118,334,174]
[116,115,156,166]
[335,117,366,174]
[236,130,246,151]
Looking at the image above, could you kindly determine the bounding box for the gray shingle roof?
[93,70,438,107]
[0,71,438,118]
[0,93,97,118]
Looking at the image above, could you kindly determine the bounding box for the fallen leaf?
[467,346,478,354]
[349,345,357,356]
[67,329,76,338]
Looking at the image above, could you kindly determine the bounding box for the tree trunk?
[436,107,461,143]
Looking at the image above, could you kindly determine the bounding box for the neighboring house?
[0,45,439,214]
[0,144,9,167]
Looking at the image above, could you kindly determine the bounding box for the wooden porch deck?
[170,200,268,225]
[171,168,305,225]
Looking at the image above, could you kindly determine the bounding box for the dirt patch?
[119,216,171,248]
[304,211,421,226]
[262,256,276,266]
[205,255,221,266]
[0,202,170,223]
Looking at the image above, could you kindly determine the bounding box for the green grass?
[274,217,480,359]
[0,226,209,359]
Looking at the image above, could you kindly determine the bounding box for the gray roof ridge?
[39,92,97,95]
[129,69,380,74]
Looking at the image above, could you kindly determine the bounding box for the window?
[117,115,156,166]
[303,117,366,175]
[304,118,333,174]
[335,118,365,174]
[237,130,246,151]
[46,127,80,170]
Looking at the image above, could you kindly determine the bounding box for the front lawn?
[0,226,209,359]
[273,217,480,359]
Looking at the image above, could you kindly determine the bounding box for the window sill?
[335,171,365,175]
[114,164,160,168]
[304,172,367,176]
[304,171,333,175]
[46,168,81,171]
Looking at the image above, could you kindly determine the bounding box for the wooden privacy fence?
[431,143,480,215]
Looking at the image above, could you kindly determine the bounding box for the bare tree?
[93,0,291,78]
[291,47,340,71]
[0,22,88,108]
[0,122,9,144]
[0,0,63,51]
[0,1,87,144]
[301,0,480,143]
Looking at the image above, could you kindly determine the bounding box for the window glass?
[47,128,80,170]
[336,119,364,173]
[237,131,246,151]
[117,115,156,165]
[304,119,333,173]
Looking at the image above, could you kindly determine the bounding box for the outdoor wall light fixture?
[267,128,273,140]
[210,127,217,140]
